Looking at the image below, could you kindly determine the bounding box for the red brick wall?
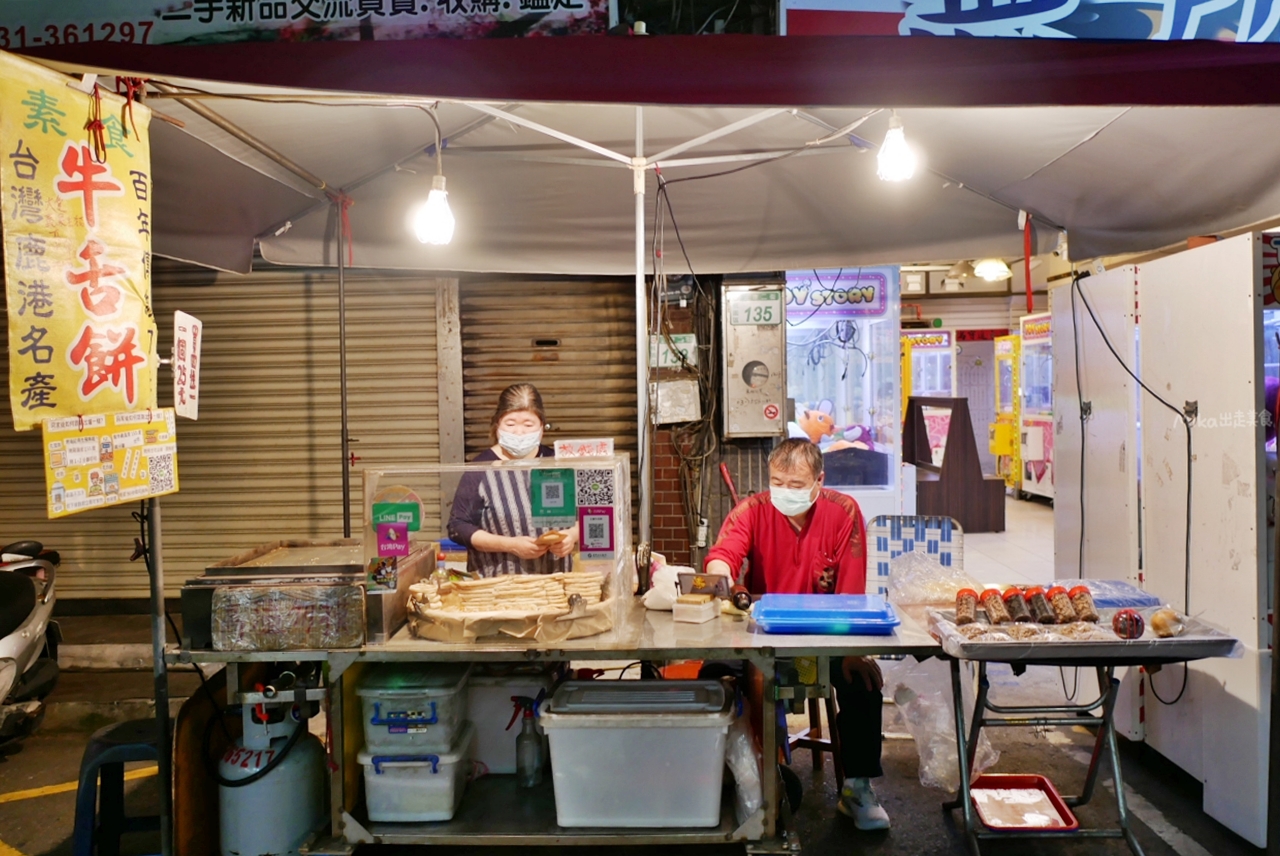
[651,428,692,566]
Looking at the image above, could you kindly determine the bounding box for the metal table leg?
[941,661,1146,856]
[943,658,981,856]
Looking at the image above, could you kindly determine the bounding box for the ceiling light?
[413,109,455,246]
[877,112,916,182]
[414,174,455,245]
[974,258,1012,282]
[946,260,975,279]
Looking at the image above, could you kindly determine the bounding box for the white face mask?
[498,429,542,458]
[771,484,817,518]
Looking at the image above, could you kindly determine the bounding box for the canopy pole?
[337,199,352,538]
[146,497,173,856]
[634,106,651,579]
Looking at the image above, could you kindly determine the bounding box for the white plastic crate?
[357,662,471,753]
[540,681,731,828]
[467,671,556,775]
[358,722,476,822]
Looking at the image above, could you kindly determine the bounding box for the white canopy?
[76,73,1280,274]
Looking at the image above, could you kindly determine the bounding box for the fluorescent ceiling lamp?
[877,112,916,182]
[414,174,455,246]
[974,258,1012,282]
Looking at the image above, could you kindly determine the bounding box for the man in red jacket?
[705,438,889,831]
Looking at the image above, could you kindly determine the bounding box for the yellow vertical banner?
[2,51,155,432]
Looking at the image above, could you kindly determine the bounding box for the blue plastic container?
[752,594,901,635]
[1051,580,1159,609]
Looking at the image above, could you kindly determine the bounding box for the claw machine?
[786,267,902,522]
[989,334,1021,489]
[901,329,957,398]
[1018,312,1054,499]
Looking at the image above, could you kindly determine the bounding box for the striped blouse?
[446,447,571,578]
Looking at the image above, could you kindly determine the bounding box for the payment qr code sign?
[41,408,180,519]
[575,468,616,507]
[531,468,577,527]
[578,506,615,560]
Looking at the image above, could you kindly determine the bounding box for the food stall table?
[172,599,941,854]
[936,629,1240,856]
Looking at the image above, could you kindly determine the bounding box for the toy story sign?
[3,52,156,432]
[785,269,887,318]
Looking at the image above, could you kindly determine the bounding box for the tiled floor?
[963,496,1057,586]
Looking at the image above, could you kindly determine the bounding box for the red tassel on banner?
[116,76,147,139]
[85,84,107,163]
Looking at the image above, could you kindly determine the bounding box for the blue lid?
[753,594,900,635]
[439,538,466,552]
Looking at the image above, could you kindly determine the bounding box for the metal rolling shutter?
[0,263,444,598]
[459,277,638,523]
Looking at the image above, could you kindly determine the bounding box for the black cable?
[1058,667,1079,703]
[1072,275,1193,617]
[1070,275,1087,579]
[201,704,306,788]
[1147,663,1189,706]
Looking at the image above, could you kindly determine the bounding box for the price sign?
[730,292,781,326]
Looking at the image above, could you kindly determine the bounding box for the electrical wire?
[1058,667,1079,703]
[1071,274,1193,617]
[1147,663,1189,706]
[1070,275,1087,579]
[1070,274,1194,707]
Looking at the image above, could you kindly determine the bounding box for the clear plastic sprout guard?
[362,456,635,633]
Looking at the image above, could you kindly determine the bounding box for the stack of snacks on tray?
[926,584,1239,660]
[409,571,607,617]
[406,570,616,644]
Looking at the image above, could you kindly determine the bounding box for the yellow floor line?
[0,766,157,804]
[0,838,26,856]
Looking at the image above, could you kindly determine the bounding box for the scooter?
[0,540,61,752]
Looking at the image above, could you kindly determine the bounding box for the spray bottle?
[506,694,545,788]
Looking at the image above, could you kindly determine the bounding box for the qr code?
[585,516,608,547]
[576,469,615,507]
[541,480,564,507]
[147,451,175,493]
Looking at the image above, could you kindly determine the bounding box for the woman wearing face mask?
[447,383,579,576]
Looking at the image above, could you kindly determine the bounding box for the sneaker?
[837,777,891,830]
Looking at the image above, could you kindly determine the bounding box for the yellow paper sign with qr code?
[40,407,178,518]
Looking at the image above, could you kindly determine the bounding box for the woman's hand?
[505,535,549,560]
[549,524,579,558]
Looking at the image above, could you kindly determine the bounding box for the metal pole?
[634,106,652,554]
[337,199,352,538]
[147,497,173,856]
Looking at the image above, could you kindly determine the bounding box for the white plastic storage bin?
[358,662,471,753]
[467,670,557,775]
[358,722,476,822]
[539,681,732,828]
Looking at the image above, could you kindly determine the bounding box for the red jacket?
[704,489,868,596]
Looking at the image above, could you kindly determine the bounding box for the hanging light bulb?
[974,258,1013,282]
[412,108,455,246]
[877,111,916,182]
[414,174,454,245]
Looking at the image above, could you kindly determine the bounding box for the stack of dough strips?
[413,571,606,614]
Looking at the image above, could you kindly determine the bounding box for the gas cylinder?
[218,705,325,856]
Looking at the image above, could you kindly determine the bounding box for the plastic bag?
[887,657,998,791]
[886,550,981,607]
[724,703,763,825]
[641,563,690,611]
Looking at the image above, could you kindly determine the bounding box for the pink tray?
[969,773,1080,832]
